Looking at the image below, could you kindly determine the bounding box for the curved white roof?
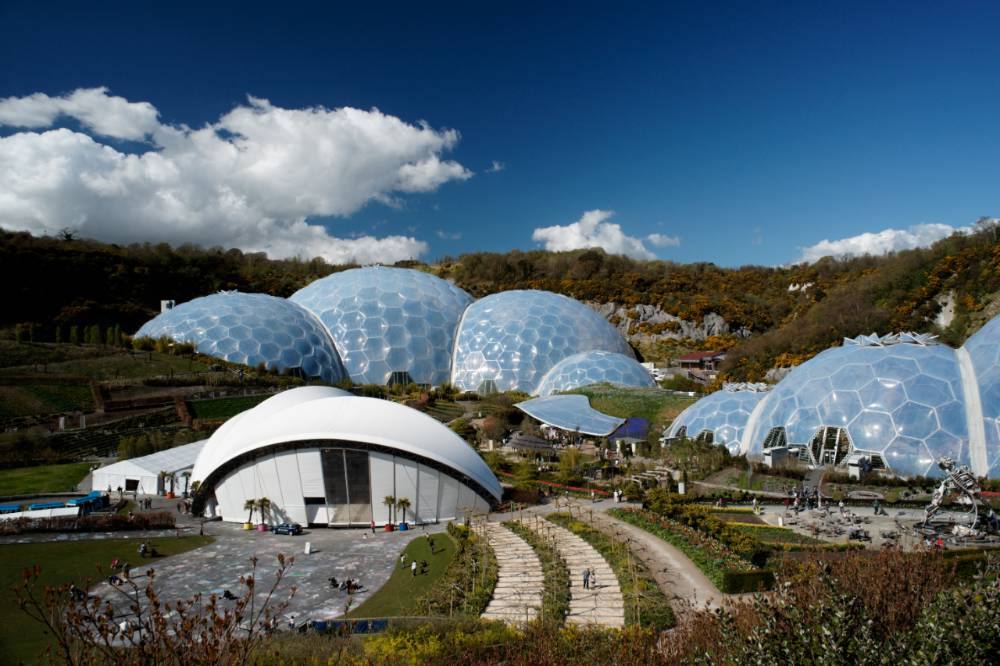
[192,387,501,502]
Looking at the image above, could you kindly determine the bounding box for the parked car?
[272,522,303,535]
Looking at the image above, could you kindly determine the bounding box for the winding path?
[590,508,726,610]
[480,522,544,624]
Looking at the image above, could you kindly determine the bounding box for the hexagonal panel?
[451,290,634,393]
[667,388,769,455]
[745,340,970,477]
[534,351,655,396]
[135,292,345,383]
[291,267,473,385]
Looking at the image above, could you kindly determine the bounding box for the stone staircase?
[536,520,625,627]
[480,521,544,624]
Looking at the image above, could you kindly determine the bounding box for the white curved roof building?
[193,387,500,526]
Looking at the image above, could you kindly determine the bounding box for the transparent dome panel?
[135,292,346,384]
[451,290,634,394]
[291,267,473,386]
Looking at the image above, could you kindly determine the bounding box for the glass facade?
[135,291,345,383]
[961,318,1000,476]
[291,267,473,385]
[746,341,970,477]
[667,388,769,455]
[534,350,656,396]
[451,290,634,394]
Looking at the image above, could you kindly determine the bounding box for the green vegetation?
[546,512,675,629]
[0,384,94,419]
[505,519,571,624]
[187,394,270,419]
[0,462,91,496]
[610,507,760,592]
[569,384,695,429]
[728,523,825,545]
[345,531,458,618]
[0,349,210,381]
[0,535,213,663]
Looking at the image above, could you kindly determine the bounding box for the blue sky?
[1,1,999,266]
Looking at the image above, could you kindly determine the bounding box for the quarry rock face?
[589,302,751,343]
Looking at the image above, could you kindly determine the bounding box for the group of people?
[137,541,158,558]
[581,567,599,590]
[105,557,134,586]
[785,486,820,513]
[328,576,362,593]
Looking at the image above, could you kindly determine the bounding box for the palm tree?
[258,497,271,525]
[244,498,257,524]
[383,495,396,524]
[396,497,411,525]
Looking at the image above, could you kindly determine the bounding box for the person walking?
[590,568,597,589]
[582,568,590,590]
[370,519,375,534]
[411,560,417,577]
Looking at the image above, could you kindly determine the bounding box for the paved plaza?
[83,520,447,625]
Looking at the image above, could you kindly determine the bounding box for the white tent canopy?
[91,440,206,496]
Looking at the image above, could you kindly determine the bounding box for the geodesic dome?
[450,290,634,394]
[534,350,655,396]
[667,385,769,455]
[960,318,1000,477]
[743,335,970,477]
[290,267,473,386]
[135,292,346,383]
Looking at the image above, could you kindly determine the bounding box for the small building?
[91,439,206,496]
[675,351,726,372]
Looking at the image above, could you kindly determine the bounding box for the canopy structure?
[91,439,206,495]
[515,394,625,437]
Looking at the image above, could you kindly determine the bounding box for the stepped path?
[480,522,545,624]
[530,518,625,627]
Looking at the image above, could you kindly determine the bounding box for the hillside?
[3,220,1000,381]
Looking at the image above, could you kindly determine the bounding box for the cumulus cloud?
[487,160,505,173]
[647,232,680,248]
[0,88,472,263]
[0,87,159,140]
[532,209,657,260]
[796,223,971,263]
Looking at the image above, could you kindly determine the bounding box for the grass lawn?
[0,535,214,664]
[0,462,92,496]
[729,524,826,545]
[345,532,456,618]
[568,384,696,429]
[187,394,270,419]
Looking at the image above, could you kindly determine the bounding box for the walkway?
[534,518,625,627]
[480,522,544,624]
[590,508,725,610]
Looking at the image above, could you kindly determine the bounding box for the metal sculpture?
[920,457,1000,539]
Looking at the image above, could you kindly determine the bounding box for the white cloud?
[0,87,159,140]
[487,160,505,173]
[436,229,462,240]
[532,209,656,260]
[796,223,971,263]
[0,88,471,264]
[647,232,680,248]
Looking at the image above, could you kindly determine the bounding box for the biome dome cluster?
[671,332,1000,478]
[135,267,652,396]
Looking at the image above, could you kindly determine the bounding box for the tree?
[396,497,411,525]
[15,554,295,666]
[257,497,271,525]
[244,498,257,524]
[69,325,79,345]
[383,495,396,524]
